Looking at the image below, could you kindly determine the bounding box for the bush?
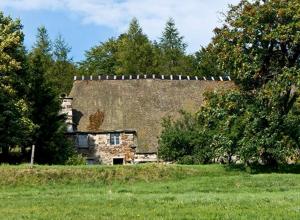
[178,155,194,165]
[65,154,87,165]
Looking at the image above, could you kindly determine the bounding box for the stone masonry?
[74,131,136,165]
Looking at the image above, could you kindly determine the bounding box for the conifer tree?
[27,27,72,164]
[158,18,187,75]
[51,34,76,94]
[53,34,70,62]
[31,26,53,71]
[115,18,154,75]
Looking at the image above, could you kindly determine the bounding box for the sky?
[0,0,240,62]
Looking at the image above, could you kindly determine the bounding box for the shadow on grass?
[224,163,300,174]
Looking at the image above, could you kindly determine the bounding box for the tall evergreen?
[158,18,188,75]
[51,34,76,94]
[160,18,186,52]
[53,34,71,62]
[32,26,53,70]
[27,27,72,164]
[115,18,154,75]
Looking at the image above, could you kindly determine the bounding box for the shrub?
[65,154,87,165]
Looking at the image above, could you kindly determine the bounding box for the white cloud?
[0,0,63,10]
[0,0,240,53]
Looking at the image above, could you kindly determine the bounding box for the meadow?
[0,164,299,220]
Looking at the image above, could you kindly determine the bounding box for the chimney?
[60,95,74,132]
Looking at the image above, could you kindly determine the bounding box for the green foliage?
[28,27,77,95]
[30,26,53,74]
[0,78,35,162]
[0,12,35,162]
[65,154,87,165]
[159,111,214,164]
[79,38,118,75]
[211,0,300,90]
[0,12,24,75]
[159,0,300,166]
[53,34,70,62]
[79,17,197,76]
[193,46,224,77]
[157,18,190,75]
[28,48,73,164]
[50,34,77,94]
[115,18,155,75]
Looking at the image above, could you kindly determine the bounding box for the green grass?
[0,164,299,219]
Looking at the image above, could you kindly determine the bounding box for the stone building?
[62,75,234,165]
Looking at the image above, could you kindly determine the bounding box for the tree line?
[79,17,215,77]
[1,0,299,166]
[0,11,212,164]
[0,14,75,164]
[159,0,300,167]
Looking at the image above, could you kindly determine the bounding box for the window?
[110,133,120,145]
[77,134,89,148]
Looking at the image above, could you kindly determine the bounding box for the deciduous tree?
[0,12,34,162]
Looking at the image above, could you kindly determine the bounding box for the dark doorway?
[113,158,124,165]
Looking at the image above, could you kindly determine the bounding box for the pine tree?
[160,18,186,52]
[53,34,71,62]
[28,26,54,85]
[115,18,154,75]
[28,27,73,164]
[158,18,188,75]
[51,34,76,94]
[32,26,52,69]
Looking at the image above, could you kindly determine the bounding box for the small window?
[110,133,120,145]
[77,134,89,148]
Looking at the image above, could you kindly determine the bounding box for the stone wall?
[134,153,158,163]
[74,131,136,165]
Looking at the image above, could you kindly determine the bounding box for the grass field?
[0,164,299,220]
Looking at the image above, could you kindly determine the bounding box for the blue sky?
[0,0,240,62]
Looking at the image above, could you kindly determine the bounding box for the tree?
[210,0,300,165]
[0,79,35,163]
[158,18,189,75]
[193,45,224,77]
[53,34,70,62]
[79,17,198,76]
[160,18,186,54]
[159,0,300,166]
[0,12,35,162]
[79,38,118,76]
[115,18,154,75]
[31,26,53,71]
[28,50,72,164]
[51,34,77,94]
[212,0,300,90]
[159,111,199,163]
[159,91,245,165]
[27,28,73,164]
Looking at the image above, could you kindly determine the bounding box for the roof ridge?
[73,75,231,81]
